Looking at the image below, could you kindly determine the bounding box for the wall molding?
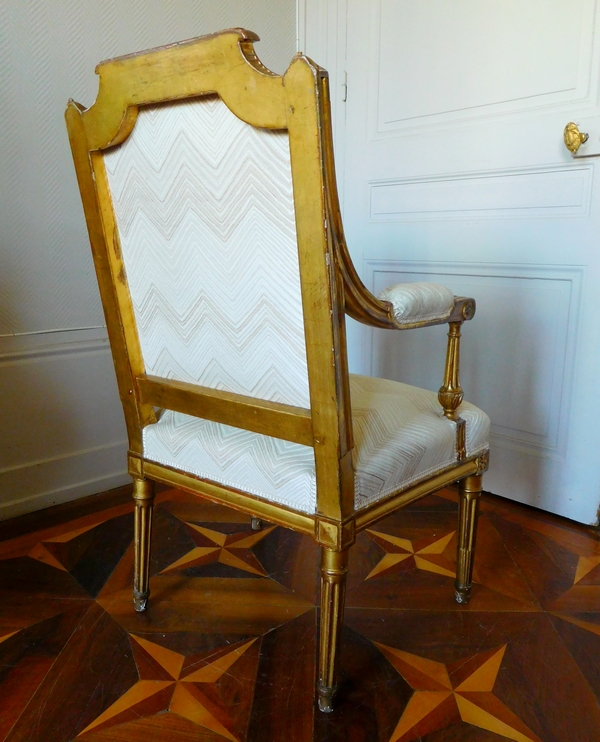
[0,325,129,521]
[369,163,594,222]
[0,326,109,364]
[0,440,129,521]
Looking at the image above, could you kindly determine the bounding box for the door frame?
[298,0,347,205]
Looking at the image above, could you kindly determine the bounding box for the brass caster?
[133,590,149,612]
[251,517,262,531]
[454,585,471,605]
[317,684,335,713]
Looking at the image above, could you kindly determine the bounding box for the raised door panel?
[331,0,600,521]
[376,0,596,132]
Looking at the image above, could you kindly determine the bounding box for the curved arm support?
[338,243,476,331]
[318,88,475,331]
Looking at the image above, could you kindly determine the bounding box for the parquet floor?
[1,486,600,741]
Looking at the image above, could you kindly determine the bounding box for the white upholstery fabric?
[104,97,310,408]
[143,374,490,514]
[378,282,455,325]
[350,375,489,509]
[144,410,317,513]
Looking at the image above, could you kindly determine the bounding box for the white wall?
[0,0,296,519]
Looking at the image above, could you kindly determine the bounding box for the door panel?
[376,0,594,128]
[320,0,600,522]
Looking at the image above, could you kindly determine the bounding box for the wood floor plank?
[5,603,138,741]
[247,610,316,742]
[0,605,89,740]
[0,488,600,741]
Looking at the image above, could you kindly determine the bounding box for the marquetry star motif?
[527,523,600,587]
[160,522,276,576]
[27,523,99,572]
[376,643,542,742]
[494,510,600,587]
[0,629,19,644]
[77,634,257,740]
[366,529,456,580]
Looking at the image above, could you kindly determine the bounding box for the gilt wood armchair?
[66,29,490,713]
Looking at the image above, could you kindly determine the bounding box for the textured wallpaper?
[0,0,296,335]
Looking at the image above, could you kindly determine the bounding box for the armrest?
[378,282,454,325]
[340,256,475,329]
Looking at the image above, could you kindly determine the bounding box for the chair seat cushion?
[143,374,490,514]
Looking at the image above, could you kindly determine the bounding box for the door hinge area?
[341,71,347,102]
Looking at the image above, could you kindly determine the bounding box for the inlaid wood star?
[0,629,19,644]
[486,506,600,610]
[366,529,456,580]
[27,523,99,572]
[160,522,276,576]
[524,521,600,587]
[376,642,542,742]
[77,634,258,740]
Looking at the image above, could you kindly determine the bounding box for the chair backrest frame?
[66,29,355,522]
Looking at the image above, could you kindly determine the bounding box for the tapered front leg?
[132,477,155,612]
[318,547,349,713]
[455,474,482,604]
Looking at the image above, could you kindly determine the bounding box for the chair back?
[66,30,354,521]
[103,95,310,408]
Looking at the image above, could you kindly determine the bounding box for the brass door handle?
[564,122,589,154]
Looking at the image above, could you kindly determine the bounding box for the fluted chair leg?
[132,477,155,612]
[318,547,349,713]
[455,474,482,604]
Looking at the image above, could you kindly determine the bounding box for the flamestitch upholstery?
[103,96,310,408]
[143,374,490,514]
[378,282,455,325]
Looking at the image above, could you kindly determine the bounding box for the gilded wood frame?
[65,28,355,526]
[66,29,488,712]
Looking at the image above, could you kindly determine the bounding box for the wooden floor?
[1,486,600,741]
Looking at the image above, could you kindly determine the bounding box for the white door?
[302,0,600,523]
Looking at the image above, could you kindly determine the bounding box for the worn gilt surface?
[66,29,488,711]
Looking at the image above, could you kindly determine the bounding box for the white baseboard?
[0,440,130,521]
[0,327,130,521]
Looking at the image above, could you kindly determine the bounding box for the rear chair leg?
[455,474,482,604]
[132,477,155,612]
[318,547,349,713]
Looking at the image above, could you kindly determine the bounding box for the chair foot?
[318,547,348,715]
[455,473,482,606]
[317,683,336,713]
[132,477,155,614]
[454,584,471,605]
[251,517,262,531]
[133,589,149,612]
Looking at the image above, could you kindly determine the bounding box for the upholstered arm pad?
[378,282,455,326]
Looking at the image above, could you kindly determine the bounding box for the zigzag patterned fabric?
[104,96,310,408]
[143,374,490,514]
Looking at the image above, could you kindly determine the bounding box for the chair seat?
[143,373,490,514]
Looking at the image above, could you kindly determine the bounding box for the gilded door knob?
[564,122,589,154]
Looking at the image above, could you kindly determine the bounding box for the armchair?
[66,29,489,713]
